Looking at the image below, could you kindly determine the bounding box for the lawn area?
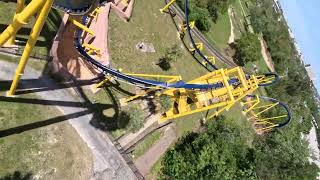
[203,11,231,52]
[230,0,246,39]
[108,0,208,81]
[0,1,62,57]
[0,92,92,179]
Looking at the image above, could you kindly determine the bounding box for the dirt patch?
[259,35,275,72]
[135,125,176,176]
[228,7,235,44]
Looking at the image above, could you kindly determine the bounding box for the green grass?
[0,92,91,179]
[203,12,231,52]
[109,0,207,82]
[133,130,162,159]
[244,57,270,74]
[230,0,247,39]
[0,1,62,57]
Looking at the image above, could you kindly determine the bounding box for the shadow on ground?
[0,171,32,180]
[0,76,135,138]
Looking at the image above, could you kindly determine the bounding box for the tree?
[207,0,234,22]
[161,116,257,179]
[157,94,173,112]
[254,130,319,179]
[189,5,212,32]
[234,33,261,66]
[161,116,320,179]
[157,44,182,71]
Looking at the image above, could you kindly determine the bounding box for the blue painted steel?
[53,0,96,14]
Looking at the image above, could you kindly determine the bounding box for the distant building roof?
[306,66,316,82]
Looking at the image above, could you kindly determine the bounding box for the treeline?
[160,116,319,179]
[176,0,234,31]
[249,0,319,133]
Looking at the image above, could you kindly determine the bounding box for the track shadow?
[0,171,32,180]
[0,75,103,95]
[66,78,131,133]
[0,76,128,138]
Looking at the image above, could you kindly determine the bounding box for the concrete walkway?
[0,60,136,180]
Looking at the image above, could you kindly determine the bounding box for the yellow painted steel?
[6,0,54,96]
[241,95,288,133]
[6,0,25,45]
[179,21,195,32]
[95,76,114,89]
[83,43,100,51]
[70,19,94,35]
[207,56,215,64]
[189,42,204,52]
[121,0,130,6]
[248,103,278,120]
[256,115,287,122]
[159,67,258,122]
[243,95,260,114]
[89,7,101,19]
[160,0,176,13]
[0,0,46,47]
[83,43,101,57]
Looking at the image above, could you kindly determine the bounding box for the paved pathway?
[0,60,136,180]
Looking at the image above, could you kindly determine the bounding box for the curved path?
[0,60,136,180]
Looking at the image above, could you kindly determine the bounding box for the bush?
[234,33,261,66]
[125,104,145,133]
[189,5,212,32]
[157,44,182,71]
[157,95,173,112]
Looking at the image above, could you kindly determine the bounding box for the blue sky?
[278,0,320,91]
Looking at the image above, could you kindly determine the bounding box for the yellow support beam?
[248,103,279,120]
[0,0,46,47]
[256,114,287,122]
[70,19,94,36]
[207,56,215,64]
[7,0,54,96]
[220,69,234,102]
[160,0,176,13]
[121,0,130,6]
[83,43,100,51]
[243,95,260,114]
[6,0,25,45]
[189,42,204,52]
[89,7,101,19]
